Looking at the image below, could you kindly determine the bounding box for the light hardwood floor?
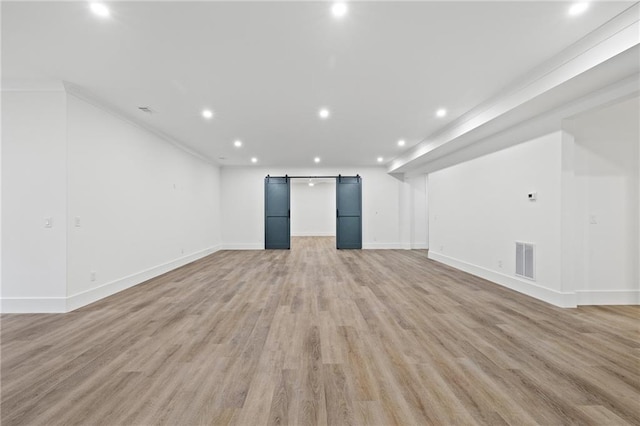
[1,237,638,425]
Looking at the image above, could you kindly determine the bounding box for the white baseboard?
[225,241,415,250]
[363,242,404,249]
[411,243,429,249]
[1,297,67,314]
[576,290,640,305]
[66,245,221,312]
[221,243,264,250]
[291,232,335,237]
[1,245,222,314]
[428,251,577,308]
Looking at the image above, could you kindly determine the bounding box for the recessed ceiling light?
[331,2,348,18]
[309,182,315,187]
[314,157,321,163]
[377,157,384,163]
[202,109,214,119]
[319,108,330,119]
[568,2,589,16]
[436,108,447,118]
[397,139,406,147]
[251,157,258,163]
[90,2,110,18]
[234,140,242,148]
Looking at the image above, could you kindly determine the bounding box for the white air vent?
[515,242,535,280]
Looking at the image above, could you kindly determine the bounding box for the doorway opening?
[264,175,362,250]
[291,177,336,248]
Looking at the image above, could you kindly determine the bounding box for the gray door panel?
[265,176,290,249]
[336,176,362,249]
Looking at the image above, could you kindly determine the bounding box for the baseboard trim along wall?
[222,242,413,250]
[221,243,264,250]
[430,252,640,307]
[1,245,222,314]
[67,245,222,312]
[428,251,578,308]
[363,242,405,249]
[0,297,68,314]
[8,246,633,313]
[576,290,640,306]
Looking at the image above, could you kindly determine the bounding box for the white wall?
[290,180,335,236]
[565,97,639,304]
[409,174,428,249]
[429,131,568,306]
[1,90,68,312]
[221,167,405,249]
[66,94,221,309]
[429,97,640,308]
[1,89,222,313]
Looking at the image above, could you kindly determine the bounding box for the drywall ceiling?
[2,1,635,167]
[393,45,640,175]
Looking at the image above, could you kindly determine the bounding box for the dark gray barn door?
[336,176,362,249]
[265,176,290,249]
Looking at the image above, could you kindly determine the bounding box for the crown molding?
[62,82,218,167]
[389,3,640,175]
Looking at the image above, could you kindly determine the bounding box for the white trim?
[0,297,67,314]
[226,241,410,250]
[63,83,216,166]
[222,243,264,250]
[389,4,640,174]
[411,243,429,250]
[66,245,221,312]
[428,251,577,308]
[0,245,221,314]
[576,290,640,306]
[363,242,405,249]
[1,79,66,92]
[291,232,335,237]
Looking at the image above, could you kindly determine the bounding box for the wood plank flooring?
[1,236,639,425]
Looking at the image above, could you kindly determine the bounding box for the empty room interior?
[2,1,640,425]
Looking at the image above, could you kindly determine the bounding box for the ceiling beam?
[389,3,640,175]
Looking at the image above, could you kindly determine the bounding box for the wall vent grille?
[515,242,535,280]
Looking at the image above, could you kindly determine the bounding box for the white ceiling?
[2,1,636,167]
